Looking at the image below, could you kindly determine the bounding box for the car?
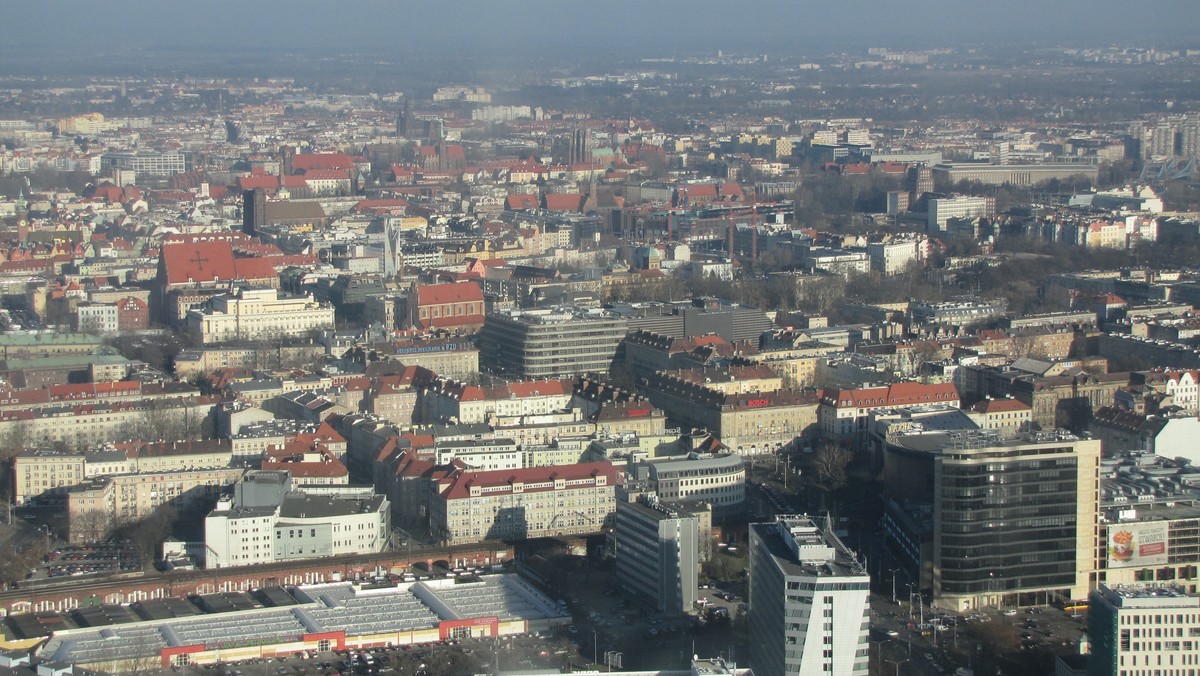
[1002,609,1018,616]
[886,629,900,638]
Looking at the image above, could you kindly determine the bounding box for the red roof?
[414,282,484,307]
[821,382,960,409]
[437,461,618,500]
[238,175,280,191]
[290,153,357,172]
[354,198,410,214]
[505,194,540,211]
[301,169,351,181]
[970,398,1030,414]
[505,380,572,398]
[544,193,586,212]
[49,381,141,401]
[159,239,280,286]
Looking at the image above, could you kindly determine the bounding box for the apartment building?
[818,382,960,443]
[11,448,86,505]
[430,462,618,546]
[67,467,244,543]
[417,377,574,425]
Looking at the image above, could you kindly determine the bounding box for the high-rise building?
[242,188,266,236]
[881,429,1101,611]
[1088,584,1200,676]
[614,492,700,614]
[478,307,627,379]
[396,97,409,137]
[748,515,870,676]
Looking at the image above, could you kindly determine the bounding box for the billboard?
[1108,521,1169,569]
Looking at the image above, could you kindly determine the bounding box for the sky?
[4,1,1200,57]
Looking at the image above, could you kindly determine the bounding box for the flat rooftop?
[38,574,567,665]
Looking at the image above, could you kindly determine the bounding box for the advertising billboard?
[1107,521,1169,569]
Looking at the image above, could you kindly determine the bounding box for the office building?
[627,452,747,516]
[478,307,627,379]
[100,151,188,177]
[610,298,773,344]
[614,492,700,614]
[926,195,996,232]
[931,162,1099,187]
[1088,584,1200,676]
[882,430,1101,611]
[748,515,871,676]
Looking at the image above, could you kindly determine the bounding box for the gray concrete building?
[614,492,700,614]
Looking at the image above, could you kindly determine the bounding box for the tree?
[810,443,853,496]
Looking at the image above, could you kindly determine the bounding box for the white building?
[186,287,335,345]
[203,471,388,568]
[748,515,870,676]
[75,303,119,334]
[627,453,746,515]
[866,239,920,276]
[434,438,522,471]
[1089,585,1200,676]
[927,195,996,232]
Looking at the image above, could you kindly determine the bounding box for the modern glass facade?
[937,450,1081,596]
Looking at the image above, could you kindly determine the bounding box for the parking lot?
[870,594,1088,675]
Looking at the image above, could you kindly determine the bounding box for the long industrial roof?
[39,575,566,666]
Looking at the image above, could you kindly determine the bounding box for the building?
[74,303,119,335]
[627,453,747,516]
[186,287,335,345]
[430,462,618,546]
[417,377,574,425]
[1088,584,1200,676]
[405,282,486,333]
[0,395,217,456]
[882,430,1101,611]
[931,162,1099,187]
[748,515,870,676]
[926,195,996,232]
[640,370,819,455]
[866,238,921,275]
[11,449,86,506]
[36,575,566,671]
[433,438,522,471]
[611,298,773,344]
[349,335,480,378]
[67,467,243,543]
[478,307,627,379]
[818,382,960,443]
[203,471,389,568]
[614,492,700,614]
[100,151,188,176]
[797,247,869,278]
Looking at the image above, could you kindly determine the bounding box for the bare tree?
[810,442,853,495]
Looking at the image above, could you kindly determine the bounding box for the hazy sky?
[5,1,1200,56]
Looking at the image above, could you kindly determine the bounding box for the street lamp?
[871,639,892,671]
[884,657,909,676]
